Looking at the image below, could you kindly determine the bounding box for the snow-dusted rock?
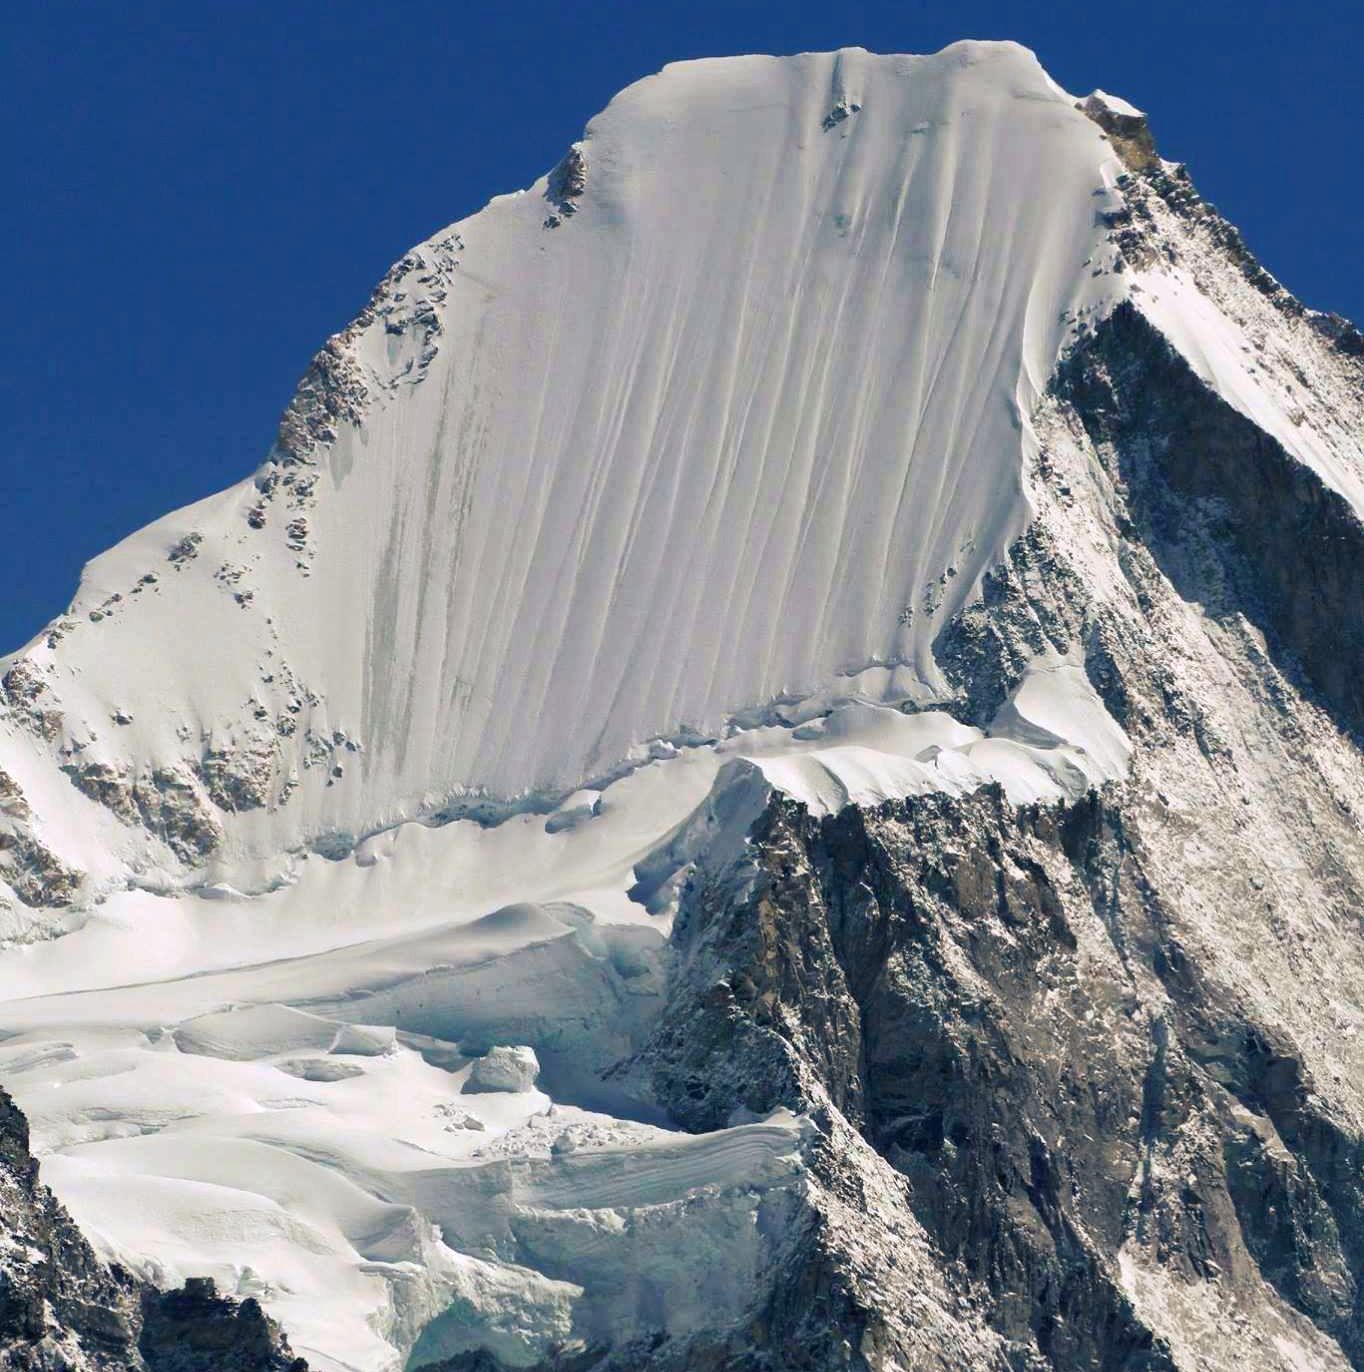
[463,1045,540,1094]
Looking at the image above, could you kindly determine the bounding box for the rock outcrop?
[0,1087,305,1371]
[464,1045,542,1094]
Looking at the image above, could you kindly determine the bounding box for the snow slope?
[0,40,1135,884]
[4,35,1362,1372]
[0,651,1128,1368]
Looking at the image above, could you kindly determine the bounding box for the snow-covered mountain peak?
[6,39,1364,1372]
[2,42,1138,890]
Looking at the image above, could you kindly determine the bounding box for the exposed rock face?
[62,759,224,863]
[136,1279,306,1372]
[644,782,1364,1370]
[1060,301,1364,737]
[0,768,81,915]
[545,146,587,222]
[1079,92,1160,172]
[0,1087,305,1371]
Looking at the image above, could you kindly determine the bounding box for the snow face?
[0,652,1127,1004]
[0,37,1231,1372]
[0,40,1133,880]
[0,935,806,1370]
[0,649,1126,1369]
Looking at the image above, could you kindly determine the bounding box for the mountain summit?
[4,41,1364,1372]
[5,43,1162,863]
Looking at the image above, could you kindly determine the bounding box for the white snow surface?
[0,653,1126,1369]
[0,655,1126,1004]
[0,40,1135,871]
[7,34,1355,1372]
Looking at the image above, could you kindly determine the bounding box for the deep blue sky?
[3,1,1360,653]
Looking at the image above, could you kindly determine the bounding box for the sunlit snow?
[14,34,1347,1371]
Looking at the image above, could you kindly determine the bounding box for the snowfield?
[0,664,1129,1366]
[2,37,1360,1372]
[0,41,1134,869]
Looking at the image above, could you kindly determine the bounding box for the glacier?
[3,38,1364,1372]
